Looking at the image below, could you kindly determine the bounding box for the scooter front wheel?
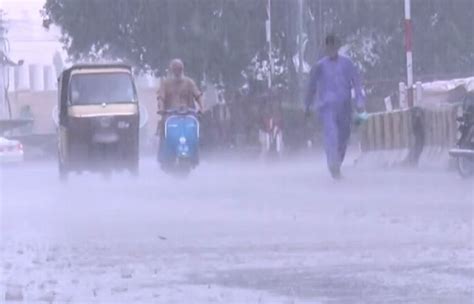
[457,156,474,178]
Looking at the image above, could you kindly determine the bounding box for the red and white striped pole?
[404,0,414,107]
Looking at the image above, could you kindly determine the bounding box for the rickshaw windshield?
[69,72,137,105]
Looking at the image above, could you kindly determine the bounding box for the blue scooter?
[158,108,200,176]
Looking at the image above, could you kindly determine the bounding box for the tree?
[43,0,473,106]
[43,0,269,90]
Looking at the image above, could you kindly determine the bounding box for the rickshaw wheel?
[130,167,139,177]
[102,170,112,180]
[457,156,474,178]
[129,159,139,177]
[59,164,69,182]
[58,151,69,182]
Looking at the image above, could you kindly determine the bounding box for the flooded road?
[1,158,472,303]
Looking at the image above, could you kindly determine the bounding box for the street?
[1,157,473,303]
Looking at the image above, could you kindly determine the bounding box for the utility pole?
[404,0,414,107]
[266,0,273,89]
[298,0,304,77]
[297,0,304,104]
[0,13,8,119]
[0,13,24,119]
[318,0,323,51]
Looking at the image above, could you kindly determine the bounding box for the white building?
[1,0,64,65]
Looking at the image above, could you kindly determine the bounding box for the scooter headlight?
[178,144,189,154]
[179,136,186,144]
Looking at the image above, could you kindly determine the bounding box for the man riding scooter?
[156,59,204,171]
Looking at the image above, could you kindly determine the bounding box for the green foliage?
[43,0,473,97]
[43,0,268,88]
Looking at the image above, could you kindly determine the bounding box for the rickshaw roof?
[62,63,132,76]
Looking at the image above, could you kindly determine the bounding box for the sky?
[0,0,64,65]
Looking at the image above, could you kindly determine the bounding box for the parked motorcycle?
[260,117,283,159]
[449,94,474,178]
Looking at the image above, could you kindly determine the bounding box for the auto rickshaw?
[57,64,140,180]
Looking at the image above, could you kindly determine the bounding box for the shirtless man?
[157,59,203,116]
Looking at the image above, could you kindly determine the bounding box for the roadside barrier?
[357,105,459,167]
[417,106,458,167]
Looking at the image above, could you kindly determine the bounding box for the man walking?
[305,34,365,179]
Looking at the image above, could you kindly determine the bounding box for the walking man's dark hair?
[325,33,340,47]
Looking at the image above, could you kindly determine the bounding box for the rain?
[0,0,473,303]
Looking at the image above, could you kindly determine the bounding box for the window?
[69,72,137,105]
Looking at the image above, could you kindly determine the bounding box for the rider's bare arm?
[156,83,166,112]
[195,94,204,112]
[157,97,164,112]
[190,79,204,111]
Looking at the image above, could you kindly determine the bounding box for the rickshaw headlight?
[118,121,130,129]
[99,116,112,128]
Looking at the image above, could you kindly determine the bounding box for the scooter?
[158,108,200,177]
[449,94,474,178]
